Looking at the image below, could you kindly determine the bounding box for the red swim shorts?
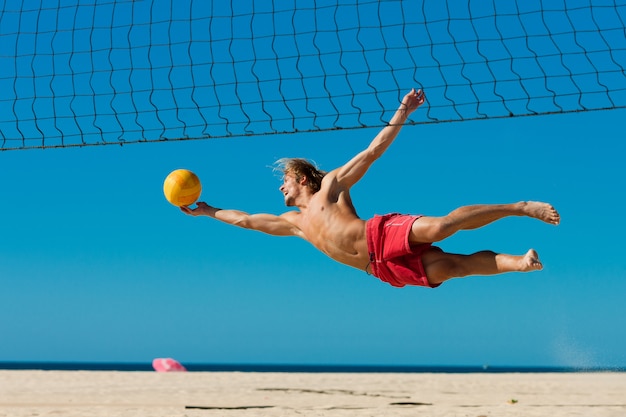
[366,213,440,288]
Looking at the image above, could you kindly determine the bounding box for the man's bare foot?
[520,249,543,271]
[523,201,560,225]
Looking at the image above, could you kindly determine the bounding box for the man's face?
[279,173,300,206]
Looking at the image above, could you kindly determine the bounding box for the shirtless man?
[181,88,560,288]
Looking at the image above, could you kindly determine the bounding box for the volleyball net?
[1,0,625,151]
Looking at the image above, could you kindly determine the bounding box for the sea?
[0,362,621,373]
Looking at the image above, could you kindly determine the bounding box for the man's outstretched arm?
[181,202,301,237]
[334,88,426,187]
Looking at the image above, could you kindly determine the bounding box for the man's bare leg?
[423,248,543,285]
[410,201,560,244]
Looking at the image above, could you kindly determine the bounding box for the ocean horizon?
[0,362,622,373]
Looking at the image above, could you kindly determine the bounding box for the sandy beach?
[1,370,625,417]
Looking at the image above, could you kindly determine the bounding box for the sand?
[1,370,625,417]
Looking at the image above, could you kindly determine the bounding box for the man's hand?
[180,201,213,216]
[401,88,426,115]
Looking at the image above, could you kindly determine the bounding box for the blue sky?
[1,0,625,369]
[1,106,625,368]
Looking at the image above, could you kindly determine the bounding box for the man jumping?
[181,89,560,288]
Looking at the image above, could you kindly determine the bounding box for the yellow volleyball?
[163,169,202,207]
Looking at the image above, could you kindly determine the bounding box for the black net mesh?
[1,0,625,150]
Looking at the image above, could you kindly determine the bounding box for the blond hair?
[274,158,326,193]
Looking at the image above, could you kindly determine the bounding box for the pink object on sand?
[152,358,187,372]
